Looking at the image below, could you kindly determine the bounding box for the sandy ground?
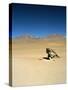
[12,38,66,86]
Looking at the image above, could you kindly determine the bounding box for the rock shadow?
[42,57,50,60]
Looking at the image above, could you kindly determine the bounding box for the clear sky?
[11,3,66,38]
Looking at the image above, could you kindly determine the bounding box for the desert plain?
[11,34,66,86]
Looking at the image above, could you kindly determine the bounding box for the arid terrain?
[12,34,66,86]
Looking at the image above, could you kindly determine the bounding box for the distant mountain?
[12,34,65,41]
[13,34,41,40]
[46,34,65,39]
[44,34,66,42]
[21,35,33,39]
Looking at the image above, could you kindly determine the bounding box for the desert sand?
[12,35,66,86]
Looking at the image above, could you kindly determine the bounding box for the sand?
[12,37,66,86]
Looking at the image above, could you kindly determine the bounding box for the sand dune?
[12,35,66,86]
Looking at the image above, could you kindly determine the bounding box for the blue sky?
[11,3,66,38]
